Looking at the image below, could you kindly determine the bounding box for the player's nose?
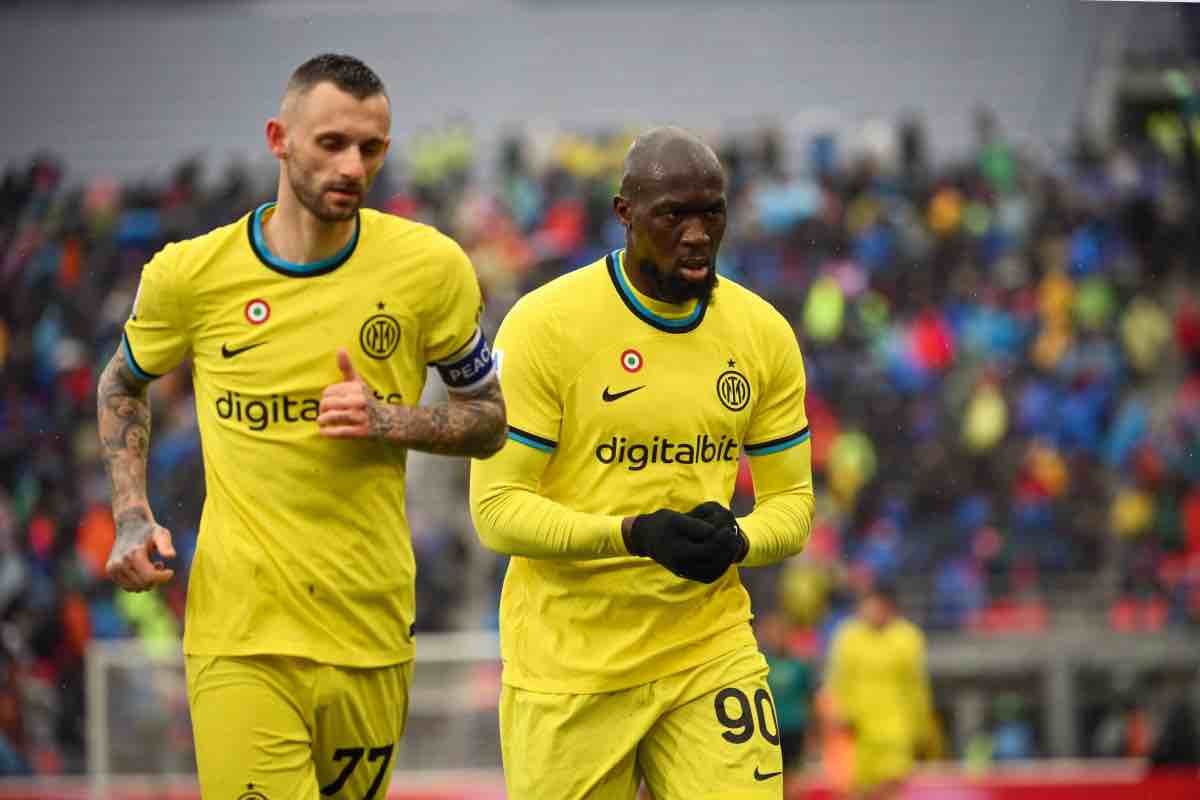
[679,217,711,248]
[337,150,366,183]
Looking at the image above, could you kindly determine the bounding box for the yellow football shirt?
[124,203,485,667]
[470,249,814,693]
[826,616,934,747]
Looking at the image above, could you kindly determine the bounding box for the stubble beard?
[289,168,360,223]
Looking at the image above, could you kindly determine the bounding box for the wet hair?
[286,53,387,101]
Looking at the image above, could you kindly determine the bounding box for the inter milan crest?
[717,359,751,412]
[360,302,401,360]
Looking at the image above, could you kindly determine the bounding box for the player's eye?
[319,136,345,151]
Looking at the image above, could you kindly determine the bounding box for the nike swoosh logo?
[221,342,266,359]
[753,768,782,781]
[602,385,645,402]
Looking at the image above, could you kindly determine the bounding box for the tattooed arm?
[318,348,507,458]
[97,347,176,591]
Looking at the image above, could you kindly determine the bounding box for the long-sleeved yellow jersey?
[470,249,815,693]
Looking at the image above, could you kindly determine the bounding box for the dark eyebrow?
[652,197,725,212]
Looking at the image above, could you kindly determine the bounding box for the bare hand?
[318,348,381,439]
[105,508,175,591]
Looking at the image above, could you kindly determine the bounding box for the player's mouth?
[326,187,361,200]
[678,257,712,282]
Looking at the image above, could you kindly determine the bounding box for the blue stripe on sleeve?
[744,428,810,457]
[121,333,159,382]
[507,430,556,453]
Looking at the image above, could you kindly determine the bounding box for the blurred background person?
[824,580,935,800]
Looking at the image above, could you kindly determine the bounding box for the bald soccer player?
[470,127,815,800]
[97,53,505,798]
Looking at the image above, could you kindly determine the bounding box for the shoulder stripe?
[121,333,160,382]
[744,427,810,456]
[507,426,557,453]
[606,251,708,334]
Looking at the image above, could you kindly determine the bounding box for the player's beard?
[288,166,362,223]
[636,257,719,304]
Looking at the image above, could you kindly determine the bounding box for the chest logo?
[221,341,266,359]
[602,385,645,402]
[360,305,401,360]
[244,298,270,325]
[717,361,751,412]
[620,348,644,373]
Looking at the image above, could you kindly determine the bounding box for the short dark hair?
[287,53,386,100]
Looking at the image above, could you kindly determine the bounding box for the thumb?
[152,527,176,560]
[336,348,359,382]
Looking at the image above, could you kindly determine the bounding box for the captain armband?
[435,328,496,393]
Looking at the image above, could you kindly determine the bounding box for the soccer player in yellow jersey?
[96,54,506,798]
[470,127,815,799]
[825,582,935,799]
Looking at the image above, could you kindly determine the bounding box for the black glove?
[685,502,749,563]
[626,508,742,584]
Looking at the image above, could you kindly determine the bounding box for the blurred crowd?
[2,107,1200,772]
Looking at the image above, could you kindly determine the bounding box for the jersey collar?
[606,249,709,334]
[248,202,360,277]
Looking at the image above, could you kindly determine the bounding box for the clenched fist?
[106,508,175,592]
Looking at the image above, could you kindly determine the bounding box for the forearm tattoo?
[97,349,152,516]
[113,506,154,545]
[369,378,507,457]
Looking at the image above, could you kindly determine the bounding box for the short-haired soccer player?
[98,54,506,798]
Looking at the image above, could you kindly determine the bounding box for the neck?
[263,186,357,265]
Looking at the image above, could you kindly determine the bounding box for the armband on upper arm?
[435,328,495,393]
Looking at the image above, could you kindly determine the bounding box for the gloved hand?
[685,502,749,563]
[625,508,742,583]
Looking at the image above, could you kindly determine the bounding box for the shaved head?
[613,126,728,305]
[619,126,724,202]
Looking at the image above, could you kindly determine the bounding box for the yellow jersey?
[826,616,934,747]
[470,249,814,693]
[124,203,485,667]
